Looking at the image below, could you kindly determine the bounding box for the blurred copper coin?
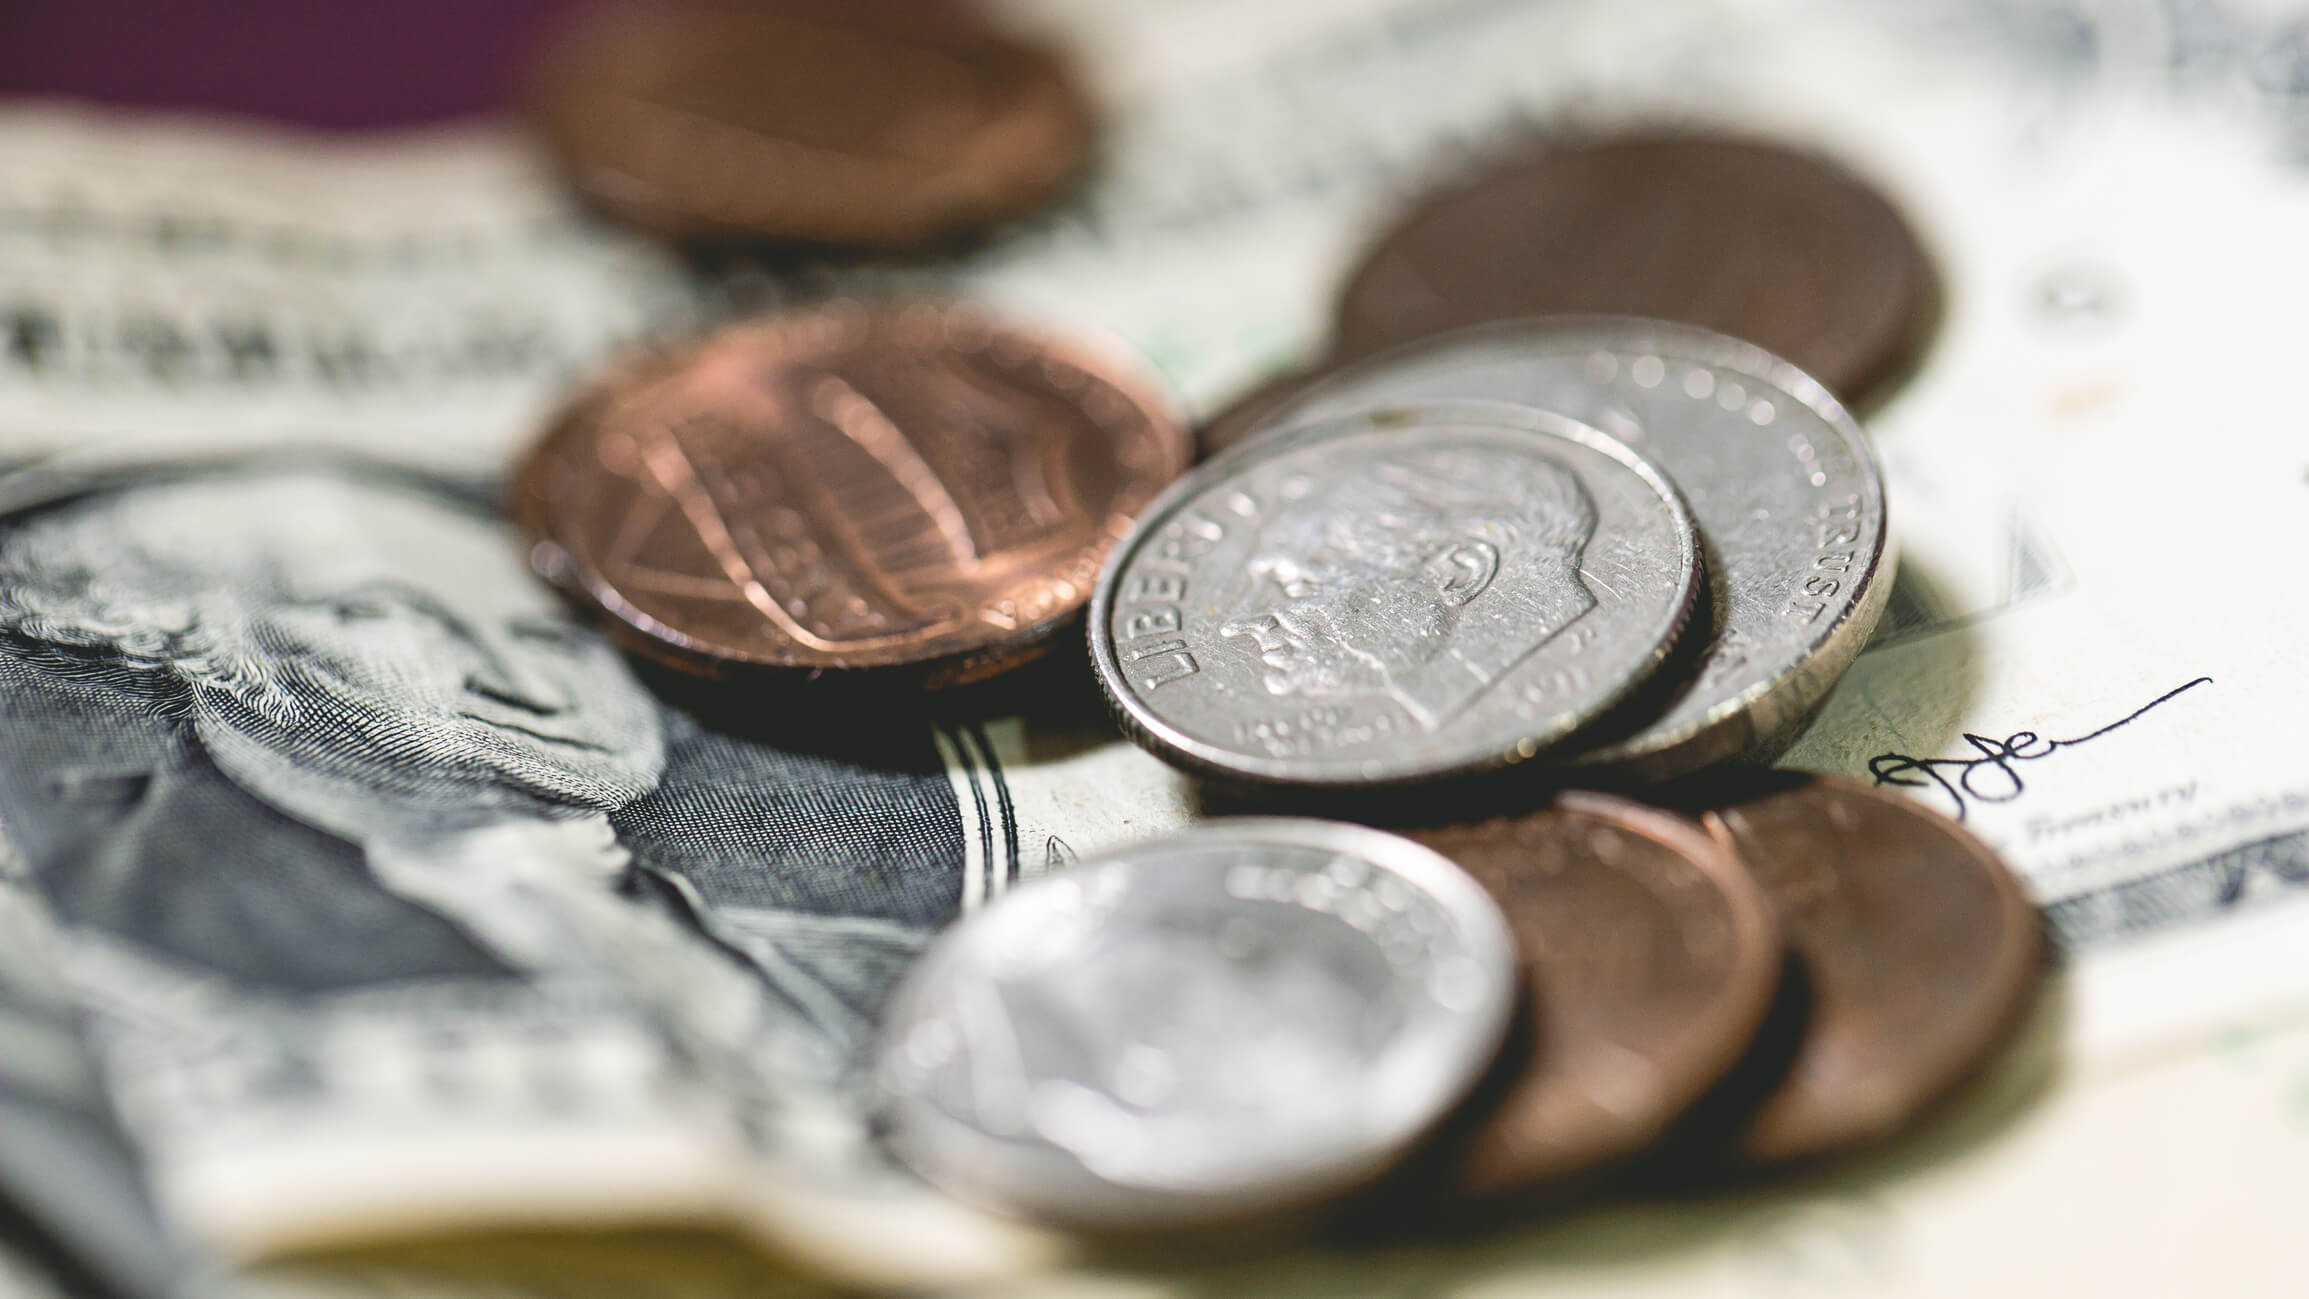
[1699,773,2041,1161]
[1406,791,1779,1196]
[1332,133,1935,401]
[527,0,1094,248]
[519,302,1189,683]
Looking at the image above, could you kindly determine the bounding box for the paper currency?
[2,0,2309,1295]
[0,851,180,1299]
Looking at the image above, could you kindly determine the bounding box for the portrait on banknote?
[0,461,971,1137]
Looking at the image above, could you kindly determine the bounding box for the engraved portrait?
[1220,445,1599,730]
[0,463,968,1136]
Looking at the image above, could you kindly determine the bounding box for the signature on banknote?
[1867,677,2214,821]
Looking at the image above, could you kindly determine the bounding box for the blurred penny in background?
[1698,773,2042,1162]
[527,0,1095,248]
[1406,792,1780,1196]
[1331,133,1936,403]
[518,302,1188,683]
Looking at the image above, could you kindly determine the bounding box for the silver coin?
[1089,402,1701,787]
[875,818,1517,1230]
[1252,317,1892,781]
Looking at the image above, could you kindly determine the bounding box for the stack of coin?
[515,302,1189,687]
[1100,320,1890,786]
[503,112,2037,1247]
[874,777,2040,1230]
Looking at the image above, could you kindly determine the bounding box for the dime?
[526,0,1095,248]
[1331,133,1936,401]
[1697,773,2042,1161]
[519,302,1190,683]
[1217,318,1891,781]
[1091,401,1700,788]
[875,818,1519,1230]
[1404,791,1779,1196]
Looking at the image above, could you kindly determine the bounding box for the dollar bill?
[0,845,182,1299]
[4,0,2309,1295]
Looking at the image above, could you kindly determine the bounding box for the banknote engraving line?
[1867,676,2216,821]
[933,725,995,912]
[964,721,1022,897]
[2041,820,2309,951]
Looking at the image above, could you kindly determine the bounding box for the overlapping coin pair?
[509,131,2042,1237]
[877,779,2039,1232]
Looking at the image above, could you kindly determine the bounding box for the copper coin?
[1698,773,2042,1161]
[526,0,1095,248]
[1404,791,1780,1196]
[1331,133,1935,401]
[518,302,1190,682]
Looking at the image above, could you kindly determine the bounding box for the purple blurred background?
[0,1,586,129]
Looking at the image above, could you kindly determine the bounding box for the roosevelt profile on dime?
[1219,446,1598,733]
[1094,405,1699,787]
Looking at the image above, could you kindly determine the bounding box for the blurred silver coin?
[875,818,1518,1230]
[1089,402,1700,787]
[1249,317,1892,781]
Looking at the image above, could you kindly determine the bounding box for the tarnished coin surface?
[1699,773,2042,1161]
[1332,133,1935,401]
[519,303,1189,683]
[1091,402,1700,788]
[1406,791,1779,1195]
[1225,318,1891,781]
[876,818,1518,1230]
[528,0,1094,248]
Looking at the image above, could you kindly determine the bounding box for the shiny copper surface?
[1701,773,2043,1160]
[517,303,1188,681]
[1408,791,1780,1195]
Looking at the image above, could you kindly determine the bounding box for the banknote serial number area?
[1785,492,1865,622]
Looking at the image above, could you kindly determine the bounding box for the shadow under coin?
[1774,548,1990,784]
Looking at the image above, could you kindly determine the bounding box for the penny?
[518,302,1190,683]
[1090,400,1701,789]
[1216,317,1892,782]
[527,0,1095,248]
[1331,133,1935,401]
[875,818,1518,1230]
[1404,791,1779,1196]
[1697,773,2042,1161]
